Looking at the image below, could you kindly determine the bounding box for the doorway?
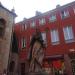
[69,52,75,75]
[21,63,25,75]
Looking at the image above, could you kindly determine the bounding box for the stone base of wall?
[25,71,48,75]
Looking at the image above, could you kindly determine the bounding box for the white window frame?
[30,36,32,41]
[39,18,45,25]
[49,15,56,22]
[25,24,27,30]
[30,21,35,27]
[21,25,24,31]
[41,32,47,45]
[63,26,74,43]
[50,29,59,45]
[61,10,69,19]
[73,8,75,14]
[22,24,27,31]
[21,38,26,48]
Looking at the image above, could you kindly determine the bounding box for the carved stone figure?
[28,28,45,73]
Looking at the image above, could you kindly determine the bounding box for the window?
[22,24,27,31]
[63,26,74,42]
[9,61,15,72]
[39,18,45,25]
[61,10,69,19]
[51,29,59,45]
[73,8,75,14]
[49,15,56,22]
[21,38,26,48]
[0,18,5,37]
[25,24,27,29]
[22,25,24,31]
[30,36,32,41]
[30,21,35,27]
[41,32,47,45]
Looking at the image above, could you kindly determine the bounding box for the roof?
[0,2,17,17]
[16,1,75,24]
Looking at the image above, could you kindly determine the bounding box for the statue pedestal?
[26,71,48,75]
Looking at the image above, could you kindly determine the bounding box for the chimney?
[56,4,60,8]
[35,11,42,16]
[23,17,27,21]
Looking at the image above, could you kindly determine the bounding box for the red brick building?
[15,1,75,75]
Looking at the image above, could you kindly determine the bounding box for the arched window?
[0,18,6,37]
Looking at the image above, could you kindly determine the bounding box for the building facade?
[15,1,75,75]
[0,3,16,75]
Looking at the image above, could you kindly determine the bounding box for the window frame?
[61,10,70,19]
[50,29,60,45]
[49,14,56,22]
[73,8,75,14]
[21,24,27,31]
[30,21,35,28]
[63,26,74,43]
[21,37,26,49]
[41,32,47,45]
[25,24,27,30]
[39,18,46,25]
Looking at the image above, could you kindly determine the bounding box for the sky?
[0,0,75,22]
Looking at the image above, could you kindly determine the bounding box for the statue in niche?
[28,28,46,73]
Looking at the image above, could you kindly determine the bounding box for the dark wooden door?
[21,63,25,75]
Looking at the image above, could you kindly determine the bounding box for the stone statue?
[28,28,45,73]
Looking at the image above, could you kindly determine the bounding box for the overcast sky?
[0,0,75,22]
